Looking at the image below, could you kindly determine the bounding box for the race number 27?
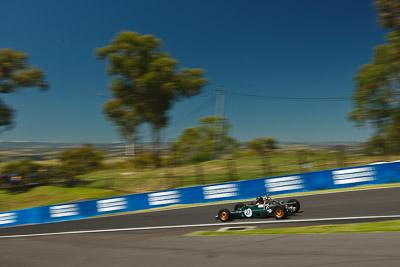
[244,208,252,217]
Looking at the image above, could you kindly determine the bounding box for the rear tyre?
[272,205,287,220]
[286,199,300,213]
[234,203,245,210]
[218,208,232,222]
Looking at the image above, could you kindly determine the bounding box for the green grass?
[187,220,400,236]
[0,186,119,212]
[79,152,398,193]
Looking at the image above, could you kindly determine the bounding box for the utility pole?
[213,88,226,159]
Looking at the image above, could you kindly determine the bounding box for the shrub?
[57,145,105,186]
[189,152,213,164]
[132,153,154,169]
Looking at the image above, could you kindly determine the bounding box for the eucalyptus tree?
[0,49,48,132]
[170,116,238,164]
[96,31,208,165]
[350,0,400,154]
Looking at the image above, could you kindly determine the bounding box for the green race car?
[215,194,301,222]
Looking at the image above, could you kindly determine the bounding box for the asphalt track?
[1,186,400,236]
[0,187,400,266]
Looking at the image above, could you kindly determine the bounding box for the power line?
[226,91,351,101]
[169,96,216,128]
[213,88,226,159]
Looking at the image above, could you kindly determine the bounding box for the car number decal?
[244,208,253,218]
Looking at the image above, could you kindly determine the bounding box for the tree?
[57,145,105,186]
[375,0,400,30]
[103,99,141,157]
[96,31,208,165]
[364,135,389,156]
[247,138,278,177]
[247,138,277,155]
[170,116,238,164]
[0,49,48,132]
[349,0,400,154]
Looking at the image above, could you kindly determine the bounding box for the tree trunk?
[125,135,136,159]
[152,126,162,168]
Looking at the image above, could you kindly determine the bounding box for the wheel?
[272,205,287,219]
[218,208,232,222]
[234,203,245,210]
[286,199,300,213]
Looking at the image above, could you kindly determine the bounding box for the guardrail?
[1,161,400,228]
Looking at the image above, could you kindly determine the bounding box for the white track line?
[1,214,400,239]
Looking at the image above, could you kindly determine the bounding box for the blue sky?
[0,0,385,143]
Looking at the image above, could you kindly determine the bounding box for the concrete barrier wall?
[1,161,400,228]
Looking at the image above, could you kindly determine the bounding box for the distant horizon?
[0,139,366,145]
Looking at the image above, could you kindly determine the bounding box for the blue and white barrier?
[1,161,400,228]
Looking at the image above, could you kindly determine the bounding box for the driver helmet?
[255,196,264,204]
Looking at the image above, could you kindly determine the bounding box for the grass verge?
[79,154,400,193]
[0,186,119,212]
[187,220,400,236]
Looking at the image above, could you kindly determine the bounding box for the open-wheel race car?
[215,194,301,222]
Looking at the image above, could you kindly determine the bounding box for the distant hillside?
[0,142,127,162]
[0,141,364,163]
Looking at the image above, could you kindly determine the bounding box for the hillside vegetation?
[0,143,397,212]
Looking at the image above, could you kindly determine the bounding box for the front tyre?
[272,205,287,219]
[218,208,232,222]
